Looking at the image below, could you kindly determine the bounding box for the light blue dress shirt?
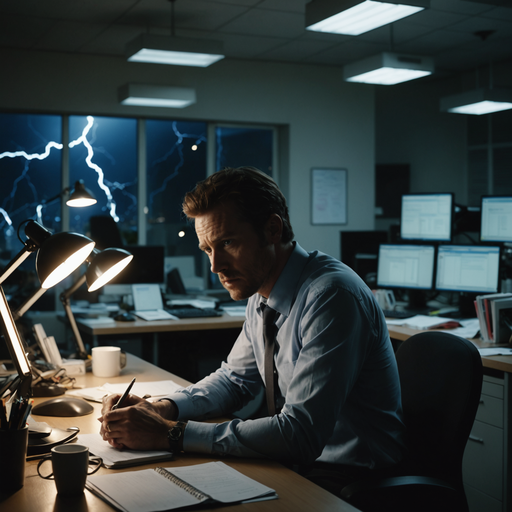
[168,243,405,468]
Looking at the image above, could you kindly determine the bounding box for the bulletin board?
[311,168,347,225]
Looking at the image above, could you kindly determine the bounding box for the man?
[99,167,405,490]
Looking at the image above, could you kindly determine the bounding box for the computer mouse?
[114,312,136,322]
[32,397,94,417]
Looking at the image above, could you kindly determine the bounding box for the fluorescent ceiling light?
[344,52,433,85]
[440,88,512,115]
[119,84,196,109]
[126,34,224,67]
[306,0,428,36]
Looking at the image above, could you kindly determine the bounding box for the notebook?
[86,461,277,511]
[131,284,178,321]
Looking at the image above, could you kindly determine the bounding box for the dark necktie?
[262,304,279,416]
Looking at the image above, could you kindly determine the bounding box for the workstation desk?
[387,324,512,512]
[73,314,246,371]
[3,354,358,512]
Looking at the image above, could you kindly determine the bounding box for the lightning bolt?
[0,115,119,228]
[149,121,206,207]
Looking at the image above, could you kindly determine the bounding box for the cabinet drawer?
[463,420,503,500]
[476,394,504,428]
[482,380,504,400]
[464,484,502,512]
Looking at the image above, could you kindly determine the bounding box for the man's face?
[195,204,277,300]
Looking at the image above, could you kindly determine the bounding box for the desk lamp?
[61,247,133,360]
[13,248,133,359]
[0,220,96,399]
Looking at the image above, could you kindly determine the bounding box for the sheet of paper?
[167,299,217,309]
[479,348,512,356]
[222,306,246,317]
[386,315,458,330]
[102,380,184,397]
[78,433,172,467]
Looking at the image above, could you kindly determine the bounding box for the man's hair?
[182,166,294,244]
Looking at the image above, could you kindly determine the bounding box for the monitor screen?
[480,196,512,243]
[400,193,453,242]
[377,244,435,290]
[435,245,501,294]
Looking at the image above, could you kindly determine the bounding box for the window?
[0,113,62,258]
[69,115,137,243]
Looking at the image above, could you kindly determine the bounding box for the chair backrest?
[395,332,483,485]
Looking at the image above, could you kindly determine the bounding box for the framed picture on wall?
[311,168,347,225]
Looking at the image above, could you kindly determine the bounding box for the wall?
[0,48,376,260]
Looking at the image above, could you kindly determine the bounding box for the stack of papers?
[386,315,461,330]
[68,380,184,403]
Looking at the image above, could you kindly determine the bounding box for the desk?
[2,354,358,512]
[387,324,512,512]
[73,314,246,376]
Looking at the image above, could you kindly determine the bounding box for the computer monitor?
[102,245,165,295]
[480,196,512,243]
[377,244,436,290]
[435,245,501,294]
[377,244,436,310]
[400,193,453,242]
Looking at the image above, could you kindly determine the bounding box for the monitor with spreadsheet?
[400,193,453,242]
[480,196,512,243]
[435,245,501,294]
[377,244,436,290]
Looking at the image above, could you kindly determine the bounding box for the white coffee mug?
[92,346,121,378]
[37,444,101,495]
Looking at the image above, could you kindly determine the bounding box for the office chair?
[340,332,483,512]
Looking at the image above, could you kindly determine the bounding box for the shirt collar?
[258,242,311,318]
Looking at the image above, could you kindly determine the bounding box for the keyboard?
[166,307,222,319]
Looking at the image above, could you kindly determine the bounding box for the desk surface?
[3,355,358,512]
[76,313,245,336]
[387,324,512,374]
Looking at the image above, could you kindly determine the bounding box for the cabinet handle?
[469,435,484,444]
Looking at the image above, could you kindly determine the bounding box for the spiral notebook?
[86,461,277,511]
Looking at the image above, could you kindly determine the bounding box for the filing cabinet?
[463,371,511,512]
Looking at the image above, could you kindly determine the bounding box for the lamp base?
[32,382,66,397]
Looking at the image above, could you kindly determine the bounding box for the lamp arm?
[60,275,88,359]
[12,287,48,321]
[0,246,34,285]
[41,186,71,206]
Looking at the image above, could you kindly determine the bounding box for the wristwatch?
[167,421,186,453]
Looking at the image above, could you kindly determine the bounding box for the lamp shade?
[126,34,224,67]
[66,180,97,207]
[85,248,133,292]
[36,232,95,289]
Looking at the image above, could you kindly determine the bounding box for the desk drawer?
[482,380,504,400]
[463,420,503,500]
[476,394,504,428]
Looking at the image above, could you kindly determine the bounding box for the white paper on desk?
[479,348,512,356]
[67,387,109,402]
[78,317,116,326]
[386,315,459,330]
[102,380,184,398]
[439,318,480,339]
[78,433,172,467]
[222,306,247,317]
[167,299,217,309]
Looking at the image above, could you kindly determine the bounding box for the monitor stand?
[406,290,430,314]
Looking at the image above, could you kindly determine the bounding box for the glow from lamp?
[307,1,425,36]
[66,180,97,207]
[86,248,133,292]
[41,242,95,289]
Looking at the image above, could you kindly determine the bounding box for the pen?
[111,378,136,411]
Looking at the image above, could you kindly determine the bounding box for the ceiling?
[1,0,512,82]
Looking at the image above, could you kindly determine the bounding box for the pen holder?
[0,426,29,493]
